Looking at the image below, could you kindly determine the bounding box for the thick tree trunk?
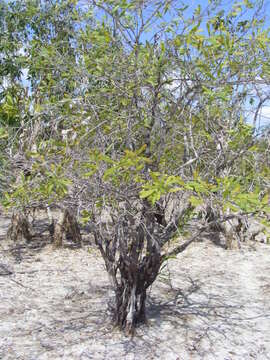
[53,209,82,248]
[46,205,55,237]
[93,204,166,333]
[109,253,161,333]
[7,212,34,243]
[113,282,147,333]
[222,213,242,250]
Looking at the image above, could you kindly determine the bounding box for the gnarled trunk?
[93,197,191,333]
[113,281,147,333]
[96,227,161,333]
[53,208,82,248]
[111,257,161,333]
[7,212,34,243]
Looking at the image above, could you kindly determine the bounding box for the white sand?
[0,215,270,360]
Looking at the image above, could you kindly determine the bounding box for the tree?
[1,0,270,333]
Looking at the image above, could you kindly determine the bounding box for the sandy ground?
[0,215,270,360]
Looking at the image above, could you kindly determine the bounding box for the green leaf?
[190,196,203,207]
[0,128,8,139]
[169,187,183,193]
[140,189,155,199]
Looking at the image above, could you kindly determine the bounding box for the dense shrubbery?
[1,0,269,332]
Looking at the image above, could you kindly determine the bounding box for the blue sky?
[94,0,269,129]
[3,0,270,129]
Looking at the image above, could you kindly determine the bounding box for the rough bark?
[111,251,161,333]
[93,208,162,333]
[203,205,243,249]
[7,212,34,243]
[113,281,148,333]
[53,209,82,248]
[89,194,197,333]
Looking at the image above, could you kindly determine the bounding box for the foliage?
[1,0,270,332]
